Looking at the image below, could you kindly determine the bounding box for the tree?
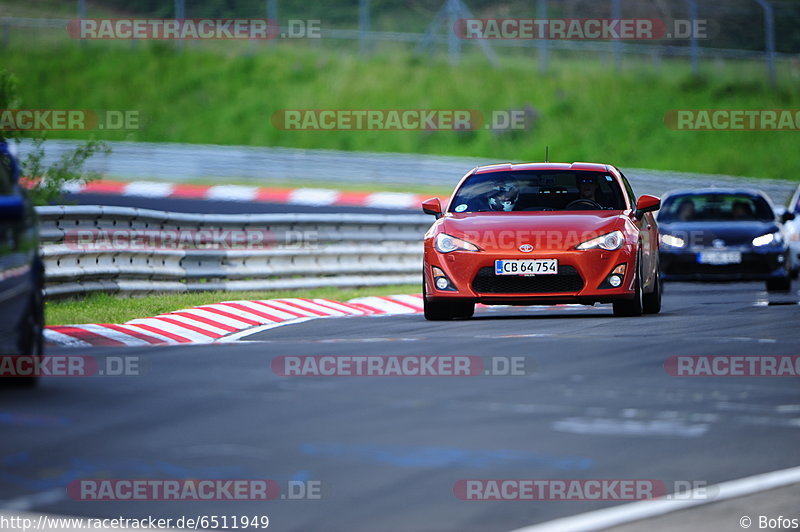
[0,69,110,205]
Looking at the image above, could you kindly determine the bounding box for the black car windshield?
[449,171,626,213]
[659,193,774,222]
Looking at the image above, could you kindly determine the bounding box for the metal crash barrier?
[36,206,430,298]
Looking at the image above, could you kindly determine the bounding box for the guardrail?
[36,205,430,298]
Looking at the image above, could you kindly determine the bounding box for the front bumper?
[659,245,790,281]
[423,245,639,305]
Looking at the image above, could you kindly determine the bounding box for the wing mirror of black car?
[634,194,660,220]
[781,211,796,223]
[0,195,25,221]
[422,197,443,219]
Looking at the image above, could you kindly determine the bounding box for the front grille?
[472,266,584,294]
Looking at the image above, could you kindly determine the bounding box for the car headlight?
[576,230,624,251]
[660,234,686,248]
[434,233,479,253]
[752,232,782,247]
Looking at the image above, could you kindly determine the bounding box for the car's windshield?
[659,193,774,222]
[449,170,626,213]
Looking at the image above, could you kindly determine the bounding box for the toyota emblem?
[519,244,534,253]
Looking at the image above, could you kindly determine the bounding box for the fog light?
[432,266,457,291]
[599,263,627,289]
[778,255,785,263]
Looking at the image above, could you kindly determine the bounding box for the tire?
[766,277,792,292]
[642,270,662,315]
[613,251,644,317]
[4,287,43,388]
[423,280,474,321]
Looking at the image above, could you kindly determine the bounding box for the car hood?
[659,221,780,247]
[442,211,624,251]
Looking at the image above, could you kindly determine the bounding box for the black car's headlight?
[752,232,782,247]
[660,234,686,248]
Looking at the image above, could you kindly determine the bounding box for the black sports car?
[0,141,44,387]
[658,189,794,291]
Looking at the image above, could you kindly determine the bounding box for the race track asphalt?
[2,282,798,532]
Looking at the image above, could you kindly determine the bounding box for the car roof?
[473,162,613,174]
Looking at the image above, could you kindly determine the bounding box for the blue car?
[657,189,794,292]
[0,141,44,387]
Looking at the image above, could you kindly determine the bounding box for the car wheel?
[423,280,474,321]
[766,277,792,292]
[4,287,43,388]
[613,251,644,317]
[642,269,662,315]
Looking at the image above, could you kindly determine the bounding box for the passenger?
[731,200,753,220]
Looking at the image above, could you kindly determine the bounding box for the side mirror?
[634,194,660,219]
[0,195,25,221]
[782,211,796,223]
[422,198,443,219]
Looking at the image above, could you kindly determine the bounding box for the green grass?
[4,43,799,180]
[45,284,419,325]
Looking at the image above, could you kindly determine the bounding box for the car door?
[0,146,36,354]
[619,171,658,287]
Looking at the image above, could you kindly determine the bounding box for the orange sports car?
[421,162,662,320]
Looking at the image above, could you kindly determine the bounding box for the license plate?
[495,259,558,275]
[697,251,742,265]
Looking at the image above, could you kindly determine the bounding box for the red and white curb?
[59,179,429,210]
[45,294,426,348]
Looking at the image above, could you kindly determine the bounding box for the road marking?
[508,464,800,532]
[42,329,92,348]
[0,488,66,511]
[552,417,709,438]
[216,317,317,342]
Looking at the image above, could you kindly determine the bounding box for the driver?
[487,182,520,212]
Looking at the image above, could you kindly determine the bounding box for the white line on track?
[215,317,318,342]
[508,464,800,532]
[0,488,66,511]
